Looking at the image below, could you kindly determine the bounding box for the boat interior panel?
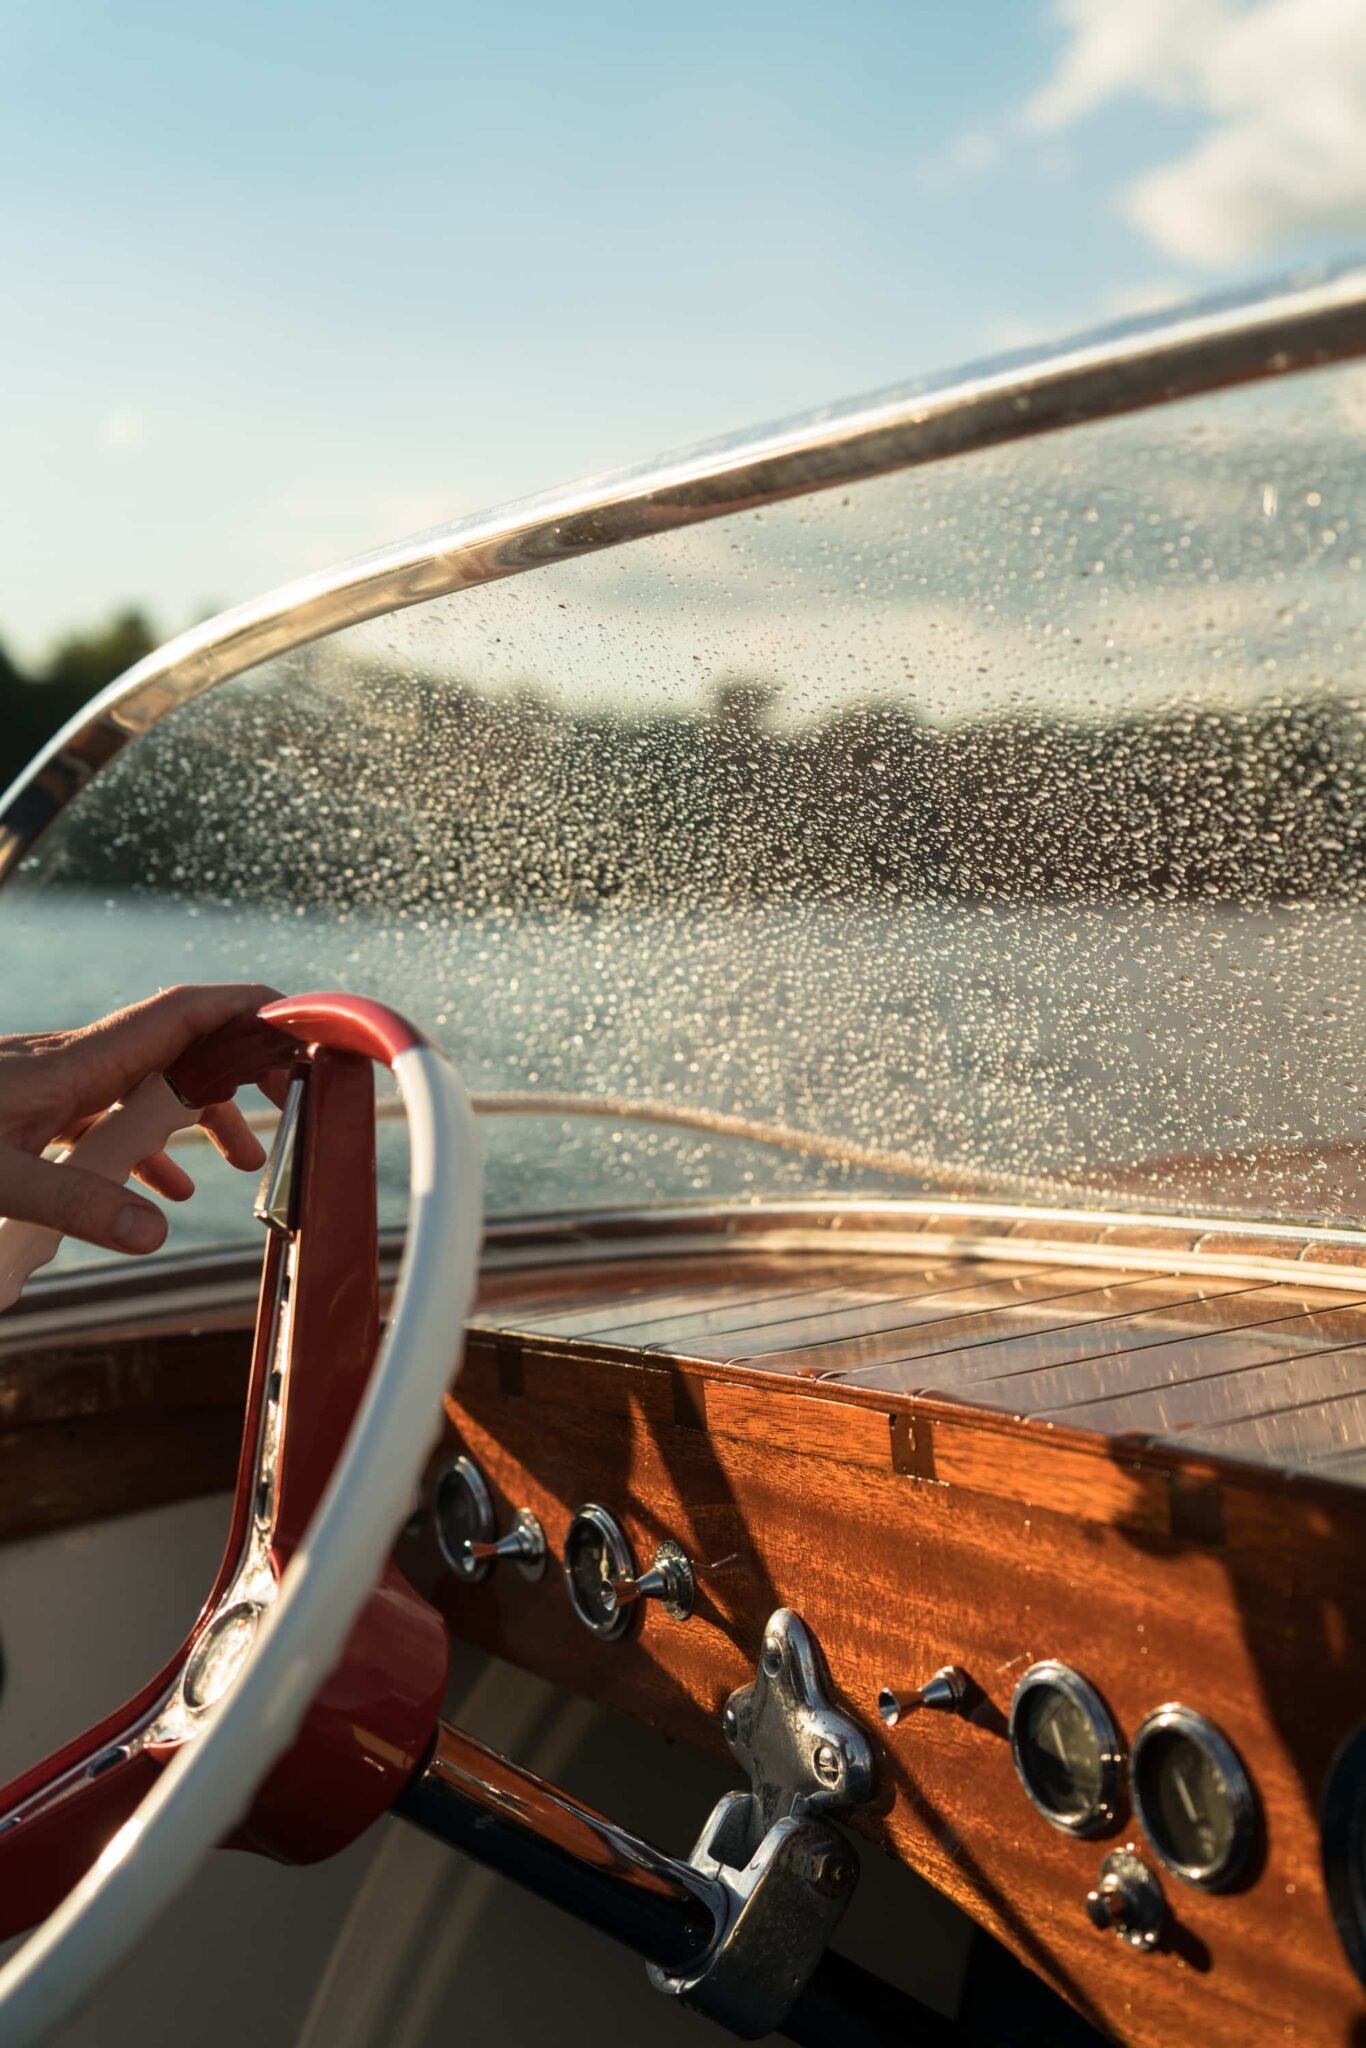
[437,1225,1366,2048]
[6,1204,1366,2043]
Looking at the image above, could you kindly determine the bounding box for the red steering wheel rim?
[0,993,451,1935]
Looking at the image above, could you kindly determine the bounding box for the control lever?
[877,1666,969,1726]
[397,1608,901,2043]
[462,1510,547,1580]
[647,1607,875,2036]
[605,1540,695,1620]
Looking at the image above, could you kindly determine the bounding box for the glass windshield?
[5,358,1366,1257]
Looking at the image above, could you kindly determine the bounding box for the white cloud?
[1029,0,1366,266]
[913,125,1002,196]
[1101,279,1190,320]
[1027,0,1225,131]
[98,408,144,454]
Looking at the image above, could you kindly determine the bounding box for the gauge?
[1131,1704,1255,1889]
[184,1603,261,1714]
[1322,1721,1366,1988]
[563,1504,636,1640]
[434,1455,496,1581]
[1009,1662,1122,1837]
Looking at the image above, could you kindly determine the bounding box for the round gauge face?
[435,1456,495,1580]
[1322,1721,1366,1988]
[1132,1707,1255,1887]
[563,1506,635,1639]
[1009,1663,1121,1837]
[184,1602,261,1714]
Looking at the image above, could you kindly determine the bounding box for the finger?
[198,1101,267,1172]
[255,1069,292,1112]
[49,1112,99,1150]
[132,1152,195,1201]
[58,984,285,1121]
[0,1149,166,1256]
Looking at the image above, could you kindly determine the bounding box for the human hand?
[0,984,283,1258]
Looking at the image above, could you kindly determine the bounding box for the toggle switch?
[876,1667,968,1726]
[605,1539,696,1622]
[435,1455,546,1582]
[462,1508,547,1582]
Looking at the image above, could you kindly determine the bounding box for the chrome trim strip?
[469,1222,1366,1296]
[7,1193,1366,1344]
[2,264,1364,881]
[395,1717,724,1974]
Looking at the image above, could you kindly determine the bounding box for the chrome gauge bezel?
[563,1503,637,1641]
[182,1600,263,1716]
[1131,1703,1256,1890]
[1322,1721,1366,1988]
[1009,1661,1123,1839]
[434,1455,497,1583]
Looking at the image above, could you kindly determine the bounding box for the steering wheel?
[0,993,480,2047]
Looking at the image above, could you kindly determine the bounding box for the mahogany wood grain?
[0,1405,241,1544]
[677,1265,1142,1366]
[481,1261,1366,1471]
[9,1236,1366,2039]
[400,1267,1366,2048]
[828,1277,1342,1390]
[0,1330,247,1540]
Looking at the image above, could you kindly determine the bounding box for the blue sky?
[2,0,1364,658]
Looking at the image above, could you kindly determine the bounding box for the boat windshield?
[4,354,1366,1258]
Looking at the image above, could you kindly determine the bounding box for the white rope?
[173,1089,1082,1202]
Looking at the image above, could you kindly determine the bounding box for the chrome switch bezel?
[433,1454,497,1583]
[563,1503,637,1640]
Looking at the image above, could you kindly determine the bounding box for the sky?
[2,0,1365,662]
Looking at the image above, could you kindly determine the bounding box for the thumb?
[0,1149,167,1256]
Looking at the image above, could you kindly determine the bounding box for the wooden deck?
[472,1254,1366,1482]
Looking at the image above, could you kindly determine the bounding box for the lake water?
[2,883,1364,1276]
[8,347,1365,1271]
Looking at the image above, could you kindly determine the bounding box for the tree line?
[0,611,158,790]
[31,657,1366,908]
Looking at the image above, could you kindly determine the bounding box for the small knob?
[604,1540,695,1621]
[877,1667,968,1726]
[463,1508,546,1582]
[1085,1884,1121,1931]
[1086,1850,1165,1952]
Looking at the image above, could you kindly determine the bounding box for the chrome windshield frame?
[3,262,1366,880]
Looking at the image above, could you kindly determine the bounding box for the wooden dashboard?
[400,1214,1366,2048]
[9,1205,1366,2044]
